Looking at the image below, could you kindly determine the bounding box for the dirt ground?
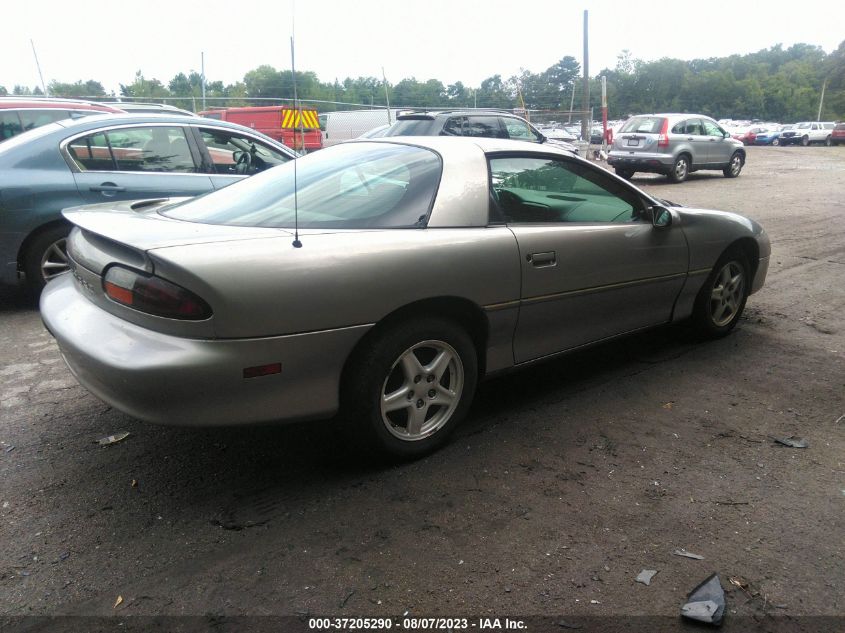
[1,146,843,632]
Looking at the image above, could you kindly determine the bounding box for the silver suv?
[607,114,745,183]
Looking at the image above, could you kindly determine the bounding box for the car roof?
[0,98,122,112]
[0,113,295,157]
[354,135,577,157]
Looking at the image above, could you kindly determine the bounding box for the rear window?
[620,117,666,134]
[387,118,436,136]
[162,142,442,229]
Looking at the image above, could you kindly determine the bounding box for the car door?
[702,119,732,165]
[67,124,214,204]
[191,125,294,190]
[489,154,688,363]
[673,118,710,165]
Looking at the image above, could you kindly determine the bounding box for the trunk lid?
[613,116,666,153]
[63,198,294,254]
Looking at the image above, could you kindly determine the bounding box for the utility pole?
[382,67,392,124]
[817,78,827,121]
[581,10,590,143]
[601,75,608,151]
[201,52,206,111]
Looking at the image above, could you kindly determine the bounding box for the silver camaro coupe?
[40,137,770,458]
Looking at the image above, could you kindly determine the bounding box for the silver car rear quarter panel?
[149,227,523,340]
[41,274,370,426]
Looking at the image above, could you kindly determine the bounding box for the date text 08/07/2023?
[308,617,527,630]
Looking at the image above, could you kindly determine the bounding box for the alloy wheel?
[379,340,464,441]
[709,261,745,327]
[40,238,70,282]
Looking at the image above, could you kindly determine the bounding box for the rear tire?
[668,155,690,183]
[692,248,749,339]
[614,168,634,180]
[343,317,478,460]
[23,224,72,294]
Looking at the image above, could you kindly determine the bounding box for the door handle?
[527,251,556,267]
[89,183,126,193]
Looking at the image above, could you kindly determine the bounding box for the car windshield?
[162,142,441,229]
[620,117,666,134]
[796,123,811,129]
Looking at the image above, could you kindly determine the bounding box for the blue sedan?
[0,114,296,290]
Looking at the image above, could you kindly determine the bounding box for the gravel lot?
[1,146,843,631]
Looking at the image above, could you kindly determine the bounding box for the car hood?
[63,198,295,250]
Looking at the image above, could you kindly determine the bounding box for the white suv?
[779,122,836,146]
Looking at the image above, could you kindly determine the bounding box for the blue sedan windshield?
[162,142,442,229]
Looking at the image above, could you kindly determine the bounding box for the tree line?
[2,41,843,122]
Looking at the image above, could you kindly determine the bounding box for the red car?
[832,122,845,146]
[0,98,123,142]
[731,126,767,146]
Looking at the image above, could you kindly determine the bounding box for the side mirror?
[647,205,672,227]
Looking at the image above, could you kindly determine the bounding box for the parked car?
[0,114,296,290]
[0,98,123,142]
[831,122,845,146]
[40,137,770,459]
[383,110,579,154]
[753,127,783,146]
[607,114,745,183]
[732,126,768,145]
[357,123,391,139]
[320,109,405,147]
[779,121,836,146]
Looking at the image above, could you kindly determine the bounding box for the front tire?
[723,152,743,178]
[801,135,810,147]
[692,248,749,338]
[344,317,478,459]
[825,136,832,147]
[668,155,690,183]
[23,224,72,293]
[772,138,780,146]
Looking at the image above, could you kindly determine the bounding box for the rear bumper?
[41,274,371,426]
[607,151,673,172]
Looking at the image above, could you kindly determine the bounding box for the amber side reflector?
[243,363,282,379]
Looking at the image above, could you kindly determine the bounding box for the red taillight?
[103,266,212,320]
[657,118,669,148]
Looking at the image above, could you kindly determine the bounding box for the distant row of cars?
[725,121,844,146]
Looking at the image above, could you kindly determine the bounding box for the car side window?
[198,129,291,175]
[702,120,724,137]
[67,132,116,171]
[0,111,23,140]
[440,117,464,136]
[671,120,687,134]
[465,116,507,139]
[502,118,538,141]
[103,126,196,173]
[489,156,641,224]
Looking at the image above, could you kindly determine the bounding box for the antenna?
[290,34,302,248]
[30,39,48,96]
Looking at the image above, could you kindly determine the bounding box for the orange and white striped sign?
[281,109,319,130]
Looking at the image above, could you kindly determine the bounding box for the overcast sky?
[3,0,844,96]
